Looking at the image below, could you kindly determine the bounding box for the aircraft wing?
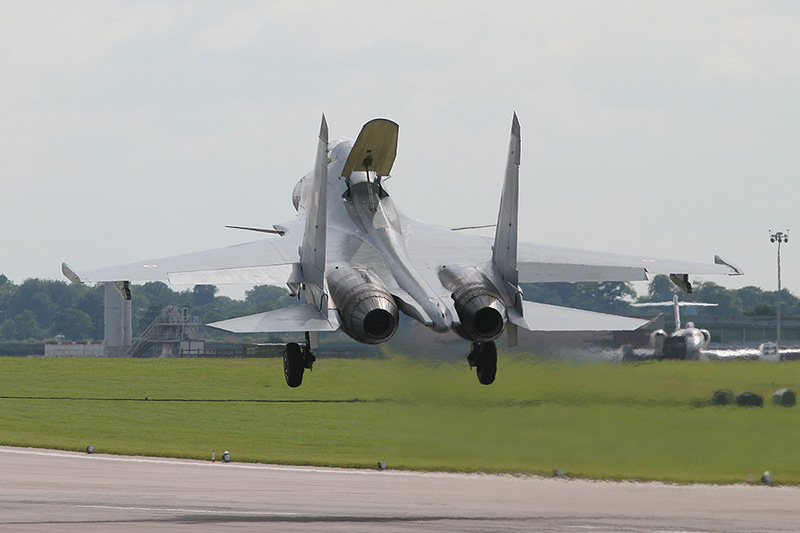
[62,234,302,286]
[514,242,742,283]
[404,222,741,285]
[510,301,651,331]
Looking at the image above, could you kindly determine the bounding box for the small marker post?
[212,450,216,463]
[748,472,753,485]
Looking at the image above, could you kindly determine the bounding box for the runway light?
[86,445,95,454]
[222,451,231,463]
[761,471,774,486]
[553,469,566,478]
[377,461,387,470]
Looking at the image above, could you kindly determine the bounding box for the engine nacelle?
[439,264,507,343]
[292,173,311,212]
[327,263,399,344]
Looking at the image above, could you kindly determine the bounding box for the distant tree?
[519,283,570,306]
[138,281,176,304]
[644,274,678,303]
[746,304,777,317]
[735,286,770,314]
[8,279,58,328]
[0,318,15,340]
[245,285,295,313]
[777,289,800,316]
[75,287,105,339]
[691,282,744,316]
[137,302,165,335]
[45,280,74,312]
[0,274,7,287]
[10,310,43,340]
[192,285,218,307]
[571,281,635,314]
[50,309,94,340]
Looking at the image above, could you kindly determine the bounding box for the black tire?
[475,342,497,385]
[283,342,305,387]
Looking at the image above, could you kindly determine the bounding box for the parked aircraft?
[631,295,718,359]
[63,114,742,386]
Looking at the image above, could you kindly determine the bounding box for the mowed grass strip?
[1,354,799,484]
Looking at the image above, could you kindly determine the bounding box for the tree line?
[0,273,794,342]
[0,275,295,341]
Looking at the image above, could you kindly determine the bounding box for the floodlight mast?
[769,229,789,357]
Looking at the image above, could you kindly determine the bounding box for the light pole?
[769,229,789,356]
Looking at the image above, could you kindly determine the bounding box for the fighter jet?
[62,114,742,386]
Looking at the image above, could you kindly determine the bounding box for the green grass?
[1,353,799,484]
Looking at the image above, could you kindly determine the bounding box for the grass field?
[1,353,799,485]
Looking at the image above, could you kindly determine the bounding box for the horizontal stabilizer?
[207,304,340,333]
[509,301,650,332]
[341,118,399,178]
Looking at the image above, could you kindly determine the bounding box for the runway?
[1,446,798,532]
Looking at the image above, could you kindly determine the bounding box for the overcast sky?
[2,1,799,299]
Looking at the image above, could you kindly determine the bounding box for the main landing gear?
[283,340,316,388]
[467,341,497,385]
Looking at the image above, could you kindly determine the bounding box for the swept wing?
[63,231,302,286]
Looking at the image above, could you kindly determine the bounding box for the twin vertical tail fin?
[672,295,682,330]
[300,115,329,312]
[208,115,339,339]
[492,113,522,345]
[298,115,332,348]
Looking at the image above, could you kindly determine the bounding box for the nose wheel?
[283,342,316,387]
[467,341,497,385]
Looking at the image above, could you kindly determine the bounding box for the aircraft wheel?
[283,342,305,387]
[475,342,497,385]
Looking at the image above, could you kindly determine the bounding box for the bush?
[772,388,796,407]
[735,392,764,407]
[712,389,735,406]
[0,342,45,356]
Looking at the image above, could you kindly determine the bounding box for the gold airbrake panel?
[341,118,399,178]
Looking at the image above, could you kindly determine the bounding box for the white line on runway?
[565,526,711,533]
[0,446,479,480]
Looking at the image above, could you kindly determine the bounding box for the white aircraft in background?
[631,295,718,360]
[63,114,742,386]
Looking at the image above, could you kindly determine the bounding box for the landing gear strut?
[467,341,497,385]
[283,341,315,388]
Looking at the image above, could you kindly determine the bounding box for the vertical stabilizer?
[672,295,681,330]
[492,113,521,289]
[492,113,522,345]
[300,115,329,312]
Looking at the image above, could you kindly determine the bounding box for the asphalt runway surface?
[1,446,798,532]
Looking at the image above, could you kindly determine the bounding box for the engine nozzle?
[439,264,507,343]
[327,264,398,344]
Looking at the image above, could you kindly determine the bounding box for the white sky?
[2,1,799,299]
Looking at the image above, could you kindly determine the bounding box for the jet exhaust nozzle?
[439,264,507,343]
[327,263,399,344]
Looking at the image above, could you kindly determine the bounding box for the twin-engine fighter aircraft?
[63,114,742,386]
